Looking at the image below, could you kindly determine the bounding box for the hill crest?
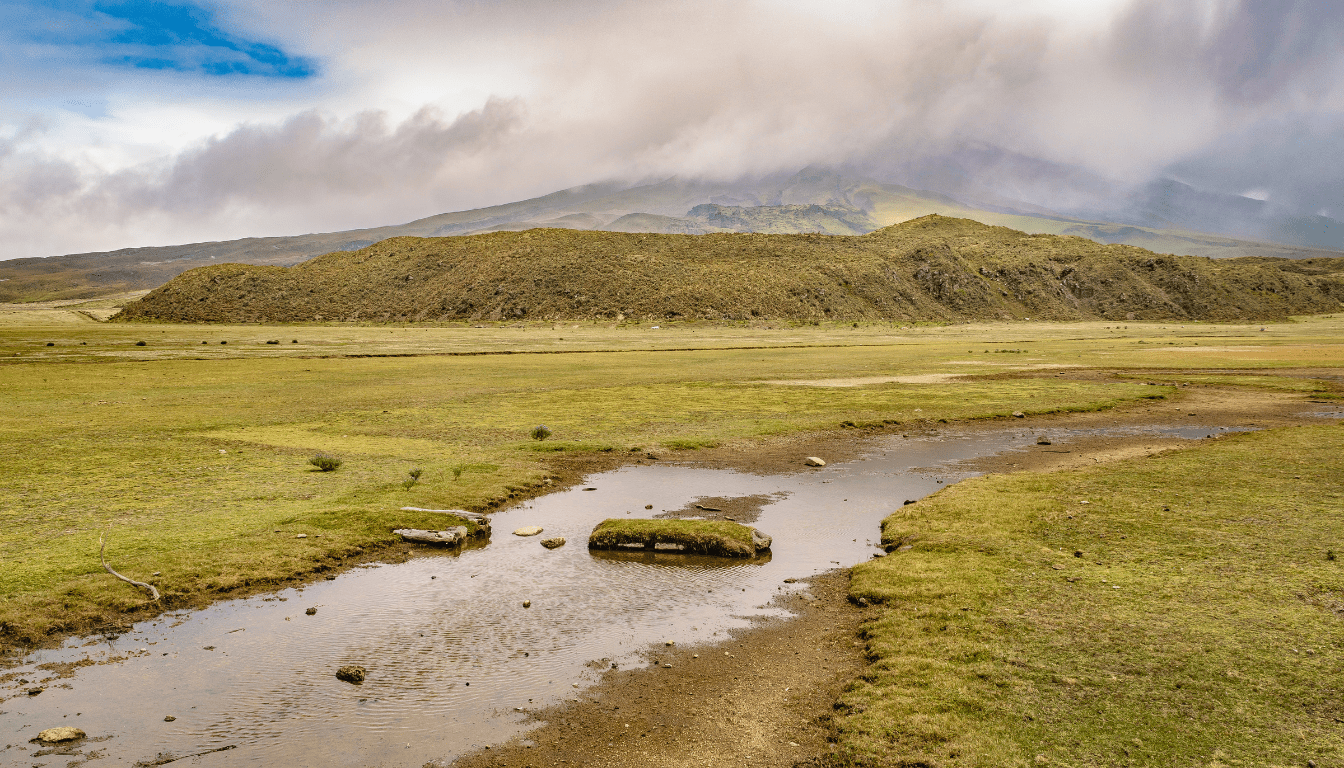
[117,216,1344,324]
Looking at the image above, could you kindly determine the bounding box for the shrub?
[451,463,466,481]
[531,424,553,441]
[402,468,423,490]
[309,453,342,471]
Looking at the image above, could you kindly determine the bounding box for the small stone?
[804,456,826,467]
[523,600,532,608]
[645,504,653,509]
[783,578,797,583]
[540,537,566,549]
[36,727,85,743]
[306,607,317,615]
[665,641,675,646]
[164,715,176,722]
[27,687,43,695]
[1012,411,1025,418]
[903,499,916,505]
[1074,550,1084,558]
[513,526,544,537]
[336,665,366,684]
[1037,437,1051,445]
[296,533,307,539]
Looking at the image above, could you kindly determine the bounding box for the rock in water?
[751,528,773,551]
[36,727,85,743]
[804,456,826,467]
[540,537,566,549]
[336,665,366,684]
[1037,437,1052,445]
[513,526,544,537]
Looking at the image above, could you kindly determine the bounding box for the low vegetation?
[840,425,1344,766]
[2,317,1207,648]
[588,518,763,557]
[116,216,1344,324]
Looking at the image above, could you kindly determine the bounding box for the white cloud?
[1,0,1343,258]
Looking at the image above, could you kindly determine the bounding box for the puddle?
[0,423,1247,766]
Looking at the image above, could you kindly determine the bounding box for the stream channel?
[2,422,1249,767]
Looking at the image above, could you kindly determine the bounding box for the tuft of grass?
[838,425,1344,766]
[308,453,342,472]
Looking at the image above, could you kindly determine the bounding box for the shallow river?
[1,423,1246,766]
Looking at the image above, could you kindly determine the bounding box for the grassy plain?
[0,312,1341,655]
[844,424,1344,767]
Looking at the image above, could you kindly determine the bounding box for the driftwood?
[393,526,469,545]
[400,506,491,532]
[99,530,160,601]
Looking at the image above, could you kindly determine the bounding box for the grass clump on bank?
[589,518,764,557]
[838,425,1344,767]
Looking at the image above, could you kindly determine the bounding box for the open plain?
[1,307,1342,767]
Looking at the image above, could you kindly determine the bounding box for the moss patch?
[589,518,761,557]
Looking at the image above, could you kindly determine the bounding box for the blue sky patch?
[16,0,318,78]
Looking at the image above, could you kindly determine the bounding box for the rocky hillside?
[117,216,1344,324]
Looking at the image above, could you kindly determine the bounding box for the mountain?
[4,169,1342,303]
[117,215,1344,325]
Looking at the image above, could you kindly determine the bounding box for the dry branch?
[99,529,160,601]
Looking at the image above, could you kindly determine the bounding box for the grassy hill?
[117,216,1344,324]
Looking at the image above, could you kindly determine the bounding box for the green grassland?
[843,424,1344,767]
[0,315,1340,660]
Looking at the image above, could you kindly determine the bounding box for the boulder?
[751,529,772,551]
[513,526,544,537]
[540,537,566,549]
[36,727,85,743]
[804,456,826,467]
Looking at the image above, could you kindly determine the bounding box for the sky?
[1,0,1342,259]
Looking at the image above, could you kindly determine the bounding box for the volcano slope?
[117,215,1344,324]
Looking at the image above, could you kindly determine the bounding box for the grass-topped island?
[588,518,772,557]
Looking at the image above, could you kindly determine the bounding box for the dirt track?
[445,375,1342,768]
